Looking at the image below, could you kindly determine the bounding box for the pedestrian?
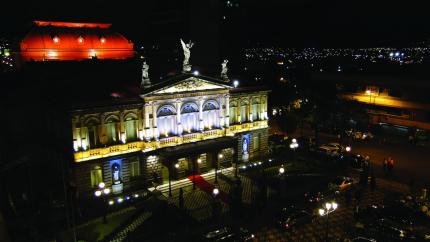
[388,157,394,172]
[354,204,360,221]
[387,157,393,172]
[382,158,388,172]
[355,188,362,204]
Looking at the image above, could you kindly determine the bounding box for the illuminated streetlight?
[94,190,102,197]
[345,146,351,152]
[213,188,219,196]
[103,188,111,195]
[98,182,106,189]
[193,70,199,76]
[279,166,285,174]
[175,163,180,169]
[233,80,239,88]
[319,201,338,241]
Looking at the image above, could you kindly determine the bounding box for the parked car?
[276,207,314,231]
[364,218,416,241]
[324,143,344,152]
[351,236,377,242]
[360,203,415,227]
[202,226,254,241]
[345,130,374,140]
[328,176,355,191]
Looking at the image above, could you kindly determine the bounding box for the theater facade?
[71,72,269,201]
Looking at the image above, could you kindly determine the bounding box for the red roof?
[20,21,134,61]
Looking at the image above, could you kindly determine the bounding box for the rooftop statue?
[180,38,194,72]
[221,59,229,81]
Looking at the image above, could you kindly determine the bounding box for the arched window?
[124,114,137,142]
[84,117,100,149]
[157,105,176,137]
[203,100,219,129]
[181,103,199,133]
[252,98,260,121]
[229,101,238,124]
[105,115,119,144]
[90,165,103,188]
[240,100,249,123]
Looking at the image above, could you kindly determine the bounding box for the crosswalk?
[108,212,152,242]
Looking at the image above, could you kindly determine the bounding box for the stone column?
[225,94,230,127]
[218,96,224,128]
[144,103,151,141]
[199,97,204,132]
[248,97,253,122]
[152,102,159,140]
[176,99,182,136]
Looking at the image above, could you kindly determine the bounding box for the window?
[253,135,260,150]
[252,103,259,121]
[88,125,99,149]
[130,161,140,177]
[90,166,103,188]
[125,119,137,141]
[106,122,118,144]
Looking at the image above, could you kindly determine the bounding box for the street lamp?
[94,182,111,224]
[290,139,299,165]
[215,153,223,184]
[319,201,338,241]
[279,166,285,174]
[345,146,351,152]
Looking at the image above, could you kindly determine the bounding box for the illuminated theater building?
[70,68,269,200]
[20,21,134,61]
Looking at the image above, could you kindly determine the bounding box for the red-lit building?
[20,21,135,61]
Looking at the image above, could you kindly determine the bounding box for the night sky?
[1,0,429,47]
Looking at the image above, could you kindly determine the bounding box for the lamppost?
[215,153,223,184]
[290,138,299,165]
[212,188,220,220]
[94,182,111,223]
[318,201,338,242]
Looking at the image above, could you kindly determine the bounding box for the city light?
[233,80,239,88]
[175,163,180,168]
[193,70,199,75]
[103,188,111,195]
[213,188,219,196]
[279,167,285,174]
[108,200,114,205]
[197,159,202,164]
[346,146,351,152]
[94,190,102,197]
[98,182,105,189]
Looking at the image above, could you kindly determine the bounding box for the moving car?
[202,226,254,241]
[328,176,355,191]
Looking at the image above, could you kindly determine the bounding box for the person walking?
[355,188,362,205]
[382,158,388,172]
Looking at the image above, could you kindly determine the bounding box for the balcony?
[74,120,268,162]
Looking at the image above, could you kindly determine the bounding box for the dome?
[20,21,135,61]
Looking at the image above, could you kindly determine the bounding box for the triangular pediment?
[147,77,231,95]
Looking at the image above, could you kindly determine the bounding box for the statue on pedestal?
[180,39,194,73]
[141,61,151,88]
[221,59,229,81]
